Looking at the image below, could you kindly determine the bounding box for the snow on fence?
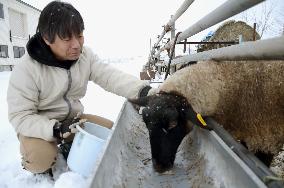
[147,0,284,70]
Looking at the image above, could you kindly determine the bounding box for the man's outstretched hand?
[53,117,87,140]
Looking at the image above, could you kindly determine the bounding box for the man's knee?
[19,135,58,173]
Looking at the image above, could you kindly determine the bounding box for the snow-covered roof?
[15,0,41,12]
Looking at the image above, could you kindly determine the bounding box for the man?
[7,1,153,176]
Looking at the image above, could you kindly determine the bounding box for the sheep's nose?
[152,158,174,173]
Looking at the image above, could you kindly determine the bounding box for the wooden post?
[149,38,152,55]
[239,35,243,44]
[183,39,187,53]
[170,15,176,74]
[170,65,176,74]
[170,15,176,58]
[253,23,257,41]
[9,30,12,42]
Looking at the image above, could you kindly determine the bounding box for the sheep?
[130,90,211,172]
[130,60,284,173]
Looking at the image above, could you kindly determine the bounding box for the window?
[0,3,4,19]
[9,9,26,37]
[13,46,25,58]
[0,45,8,58]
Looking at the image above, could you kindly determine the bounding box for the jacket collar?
[26,33,77,70]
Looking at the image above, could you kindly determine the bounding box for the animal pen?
[88,0,284,187]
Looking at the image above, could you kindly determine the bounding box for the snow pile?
[54,172,87,188]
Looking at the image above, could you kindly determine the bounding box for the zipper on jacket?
[63,69,72,120]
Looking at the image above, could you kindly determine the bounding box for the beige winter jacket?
[7,46,149,141]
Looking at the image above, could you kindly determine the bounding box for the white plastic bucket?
[67,122,111,177]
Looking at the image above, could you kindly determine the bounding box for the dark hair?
[37,1,84,43]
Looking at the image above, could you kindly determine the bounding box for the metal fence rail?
[154,0,265,58]
[172,36,284,64]
[153,0,195,49]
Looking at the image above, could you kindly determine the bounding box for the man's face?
[44,33,84,61]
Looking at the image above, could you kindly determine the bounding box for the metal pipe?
[205,118,284,188]
[171,36,284,65]
[156,0,265,57]
[153,0,195,48]
[168,0,195,26]
[177,41,238,44]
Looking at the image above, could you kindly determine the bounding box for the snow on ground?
[0,57,146,188]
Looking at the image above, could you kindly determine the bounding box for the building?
[0,0,40,71]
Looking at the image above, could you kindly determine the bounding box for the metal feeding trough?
[88,101,283,188]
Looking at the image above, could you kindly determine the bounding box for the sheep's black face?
[142,104,188,172]
[129,92,192,173]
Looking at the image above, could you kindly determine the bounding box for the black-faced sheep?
[130,60,284,173]
[130,91,207,172]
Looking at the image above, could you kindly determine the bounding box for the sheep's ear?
[185,105,197,122]
[185,106,212,131]
[128,96,151,107]
[168,121,177,130]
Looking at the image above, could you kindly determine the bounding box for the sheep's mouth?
[152,158,174,173]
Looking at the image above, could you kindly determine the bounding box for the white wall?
[0,0,40,67]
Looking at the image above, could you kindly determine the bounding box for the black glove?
[59,141,73,160]
[53,117,86,140]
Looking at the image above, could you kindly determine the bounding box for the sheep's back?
[160,60,284,153]
[214,60,284,153]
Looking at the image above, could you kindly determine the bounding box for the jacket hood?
[26,33,77,69]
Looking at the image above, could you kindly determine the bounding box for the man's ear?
[42,36,51,46]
